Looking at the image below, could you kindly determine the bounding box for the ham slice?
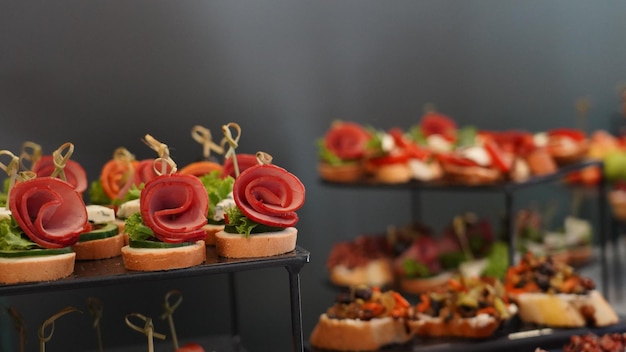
[33,155,88,194]
[9,177,89,248]
[221,154,259,179]
[140,174,208,243]
[324,122,371,160]
[232,164,305,227]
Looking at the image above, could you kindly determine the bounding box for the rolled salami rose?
[10,176,89,248]
[232,163,305,228]
[140,173,208,243]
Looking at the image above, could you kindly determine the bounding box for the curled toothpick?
[143,134,177,176]
[38,306,81,352]
[255,151,273,165]
[191,125,225,160]
[453,215,474,262]
[0,150,19,210]
[161,289,183,350]
[49,142,75,182]
[87,297,104,352]
[125,313,166,352]
[19,141,42,172]
[222,123,242,177]
[7,307,26,352]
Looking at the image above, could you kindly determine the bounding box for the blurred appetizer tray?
[306,318,626,352]
[319,159,603,191]
[320,158,615,295]
[0,246,311,296]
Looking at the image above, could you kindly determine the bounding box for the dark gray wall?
[1,1,625,351]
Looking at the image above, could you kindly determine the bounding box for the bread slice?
[309,314,412,351]
[318,162,364,183]
[215,227,297,258]
[72,233,125,260]
[408,313,501,339]
[121,240,206,271]
[399,271,453,294]
[202,224,224,246]
[372,163,412,184]
[0,252,76,284]
[512,290,618,328]
[329,259,394,288]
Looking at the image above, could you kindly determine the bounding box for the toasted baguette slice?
[372,163,413,184]
[408,313,502,339]
[329,259,394,288]
[0,252,76,284]
[215,227,297,258]
[440,163,502,185]
[511,290,618,328]
[72,233,125,260]
[121,240,206,271]
[399,271,453,294]
[202,224,224,246]
[549,140,589,165]
[309,314,412,351]
[318,162,364,183]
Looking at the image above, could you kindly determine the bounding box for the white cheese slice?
[534,132,548,147]
[213,194,235,222]
[381,133,396,153]
[426,135,453,152]
[0,208,11,221]
[458,146,491,166]
[116,199,140,219]
[86,205,115,224]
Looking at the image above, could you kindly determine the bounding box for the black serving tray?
[319,159,603,192]
[306,319,626,352]
[0,246,310,296]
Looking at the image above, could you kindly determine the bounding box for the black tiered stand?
[0,246,311,352]
[316,159,626,351]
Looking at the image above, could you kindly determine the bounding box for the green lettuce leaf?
[317,138,345,166]
[223,207,283,238]
[124,212,154,241]
[88,180,112,205]
[198,171,234,221]
[0,217,40,250]
[454,125,478,148]
[122,183,143,203]
[402,258,432,278]
[482,241,509,280]
[407,125,428,146]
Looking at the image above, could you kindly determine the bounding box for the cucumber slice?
[0,247,73,258]
[79,223,119,242]
[129,239,195,249]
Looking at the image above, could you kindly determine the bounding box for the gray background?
[1,1,625,351]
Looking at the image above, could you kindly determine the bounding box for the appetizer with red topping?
[538,333,626,352]
[121,135,208,271]
[309,286,412,351]
[326,235,394,288]
[394,234,455,294]
[366,127,441,183]
[0,148,89,284]
[318,120,372,182]
[413,107,458,152]
[216,150,305,258]
[504,252,618,328]
[546,128,589,165]
[408,276,517,339]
